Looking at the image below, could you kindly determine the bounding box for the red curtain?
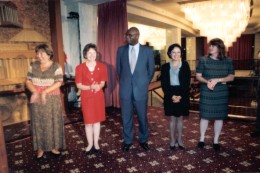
[203,37,208,57]
[227,34,254,60]
[98,0,128,108]
[227,34,254,69]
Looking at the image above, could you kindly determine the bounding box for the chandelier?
[181,0,251,47]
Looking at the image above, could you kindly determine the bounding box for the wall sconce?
[0,1,21,28]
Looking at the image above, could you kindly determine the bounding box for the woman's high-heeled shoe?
[170,145,176,150]
[50,151,62,157]
[36,155,46,161]
[36,152,46,161]
[213,143,220,151]
[94,148,101,154]
[197,141,205,149]
[83,147,93,156]
[177,143,185,150]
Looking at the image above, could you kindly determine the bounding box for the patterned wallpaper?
[0,0,50,43]
[0,0,51,91]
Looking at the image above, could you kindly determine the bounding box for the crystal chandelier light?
[181,0,251,47]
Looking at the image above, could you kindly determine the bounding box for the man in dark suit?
[116,27,155,151]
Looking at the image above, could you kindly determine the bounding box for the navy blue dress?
[196,56,234,120]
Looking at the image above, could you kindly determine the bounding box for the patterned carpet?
[6,107,260,173]
[3,109,83,143]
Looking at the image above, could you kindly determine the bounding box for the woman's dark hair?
[208,38,226,60]
[83,43,97,59]
[167,43,183,59]
[35,44,54,60]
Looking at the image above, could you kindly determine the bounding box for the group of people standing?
[160,37,235,151]
[26,26,244,161]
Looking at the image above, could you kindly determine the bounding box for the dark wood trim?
[0,120,8,173]
[48,0,64,70]
[48,0,67,114]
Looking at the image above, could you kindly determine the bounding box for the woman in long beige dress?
[26,44,66,160]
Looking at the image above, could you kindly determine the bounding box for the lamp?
[9,19,48,42]
[181,0,251,47]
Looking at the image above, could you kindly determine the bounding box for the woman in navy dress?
[196,38,234,151]
[161,44,191,150]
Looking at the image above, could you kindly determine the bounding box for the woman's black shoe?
[83,149,93,156]
[36,154,46,161]
[94,148,101,154]
[178,143,185,150]
[197,141,205,149]
[250,131,260,137]
[50,152,62,157]
[213,143,220,151]
[170,145,176,150]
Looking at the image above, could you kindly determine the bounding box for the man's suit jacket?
[117,44,155,100]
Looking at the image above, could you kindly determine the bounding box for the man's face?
[125,29,139,45]
[258,52,260,59]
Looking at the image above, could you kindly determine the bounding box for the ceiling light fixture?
[181,0,251,47]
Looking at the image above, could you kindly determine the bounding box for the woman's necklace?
[86,62,96,71]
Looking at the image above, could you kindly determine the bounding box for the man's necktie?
[130,47,136,74]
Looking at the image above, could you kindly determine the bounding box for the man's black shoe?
[122,143,132,152]
[140,142,150,151]
[250,131,260,137]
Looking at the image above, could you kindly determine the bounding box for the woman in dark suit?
[161,43,191,150]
